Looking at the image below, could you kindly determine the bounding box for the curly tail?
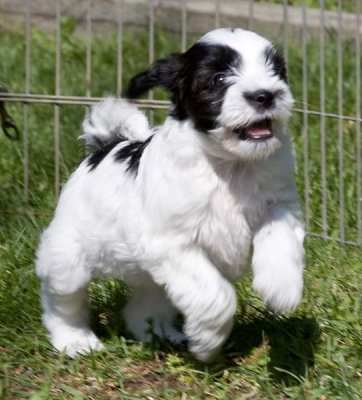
[80,97,151,153]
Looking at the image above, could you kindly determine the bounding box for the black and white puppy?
[36,28,305,362]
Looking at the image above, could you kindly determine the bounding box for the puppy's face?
[127,28,294,160]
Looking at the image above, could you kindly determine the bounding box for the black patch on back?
[87,139,123,171]
[114,135,153,175]
[264,45,288,82]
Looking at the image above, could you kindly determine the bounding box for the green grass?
[257,0,356,13]
[1,18,362,400]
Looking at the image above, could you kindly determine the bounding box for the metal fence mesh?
[0,0,361,246]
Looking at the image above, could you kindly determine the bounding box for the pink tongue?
[245,121,273,139]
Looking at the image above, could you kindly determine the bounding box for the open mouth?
[233,118,273,141]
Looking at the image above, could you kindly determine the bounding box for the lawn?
[260,0,355,12]
[0,15,361,400]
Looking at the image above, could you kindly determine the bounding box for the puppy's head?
[126,28,293,160]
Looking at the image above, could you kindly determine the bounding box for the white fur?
[36,28,305,362]
[80,98,151,152]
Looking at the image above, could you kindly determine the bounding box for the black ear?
[124,55,182,98]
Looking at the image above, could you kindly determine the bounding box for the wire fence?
[0,0,361,246]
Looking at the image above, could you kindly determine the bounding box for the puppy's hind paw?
[51,327,104,358]
[161,325,186,345]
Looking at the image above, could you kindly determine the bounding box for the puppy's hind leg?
[40,285,104,357]
[36,232,103,357]
[124,279,185,344]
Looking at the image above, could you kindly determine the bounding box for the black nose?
[244,90,275,109]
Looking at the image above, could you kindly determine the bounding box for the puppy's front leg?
[152,248,237,362]
[252,205,305,313]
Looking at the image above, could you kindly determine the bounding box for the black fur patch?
[174,43,242,131]
[87,140,123,171]
[264,45,288,82]
[114,135,153,175]
[125,43,242,133]
[125,56,182,99]
[87,136,153,175]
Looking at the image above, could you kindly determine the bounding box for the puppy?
[36,28,305,362]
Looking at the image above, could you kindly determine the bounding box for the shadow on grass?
[227,311,320,385]
[89,284,320,386]
[89,280,130,340]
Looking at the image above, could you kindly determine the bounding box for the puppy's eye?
[212,73,226,87]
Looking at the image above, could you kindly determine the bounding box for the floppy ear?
[124,54,183,98]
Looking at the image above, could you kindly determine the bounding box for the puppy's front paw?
[252,270,303,313]
[188,341,221,363]
[186,318,234,363]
